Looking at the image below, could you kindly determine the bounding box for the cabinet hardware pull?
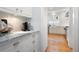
[13,42,19,46]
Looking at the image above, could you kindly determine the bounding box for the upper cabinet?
[0,7,32,17]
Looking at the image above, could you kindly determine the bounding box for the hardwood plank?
[46,34,72,52]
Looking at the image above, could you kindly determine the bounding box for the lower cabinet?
[0,40,16,52]
[32,32,41,52]
[2,46,16,52]
[14,35,33,52]
[0,32,40,52]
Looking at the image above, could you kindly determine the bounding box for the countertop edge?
[0,31,40,43]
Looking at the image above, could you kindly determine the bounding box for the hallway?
[46,34,72,52]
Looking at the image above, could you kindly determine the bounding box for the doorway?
[46,7,72,52]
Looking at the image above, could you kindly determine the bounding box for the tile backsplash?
[0,11,31,32]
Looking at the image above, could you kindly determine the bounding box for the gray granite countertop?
[0,30,39,43]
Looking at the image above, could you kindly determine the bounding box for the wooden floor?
[46,34,72,52]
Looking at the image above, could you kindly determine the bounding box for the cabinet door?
[0,41,16,52]
[0,7,32,17]
[2,46,16,52]
[18,7,32,17]
[14,34,33,52]
[33,32,41,52]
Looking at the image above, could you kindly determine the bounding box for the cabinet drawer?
[2,46,16,52]
[0,39,20,52]
[0,41,10,51]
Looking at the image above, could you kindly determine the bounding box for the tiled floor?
[46,34,72,52]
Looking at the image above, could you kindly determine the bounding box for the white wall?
[78,8,79,52]
[32,7,48,51]
[58,11,70,26]
[68,8,79,52]
[31,7,41,31]
[48,9,70,26]
[72,8,79,52]
[32,7,42,51]
[48,9,70,34]
[40,8,48,51]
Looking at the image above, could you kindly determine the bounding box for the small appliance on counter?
[22,22,33,31]
[0,19,8,37]
[1,19,7,24]
[0,19,8,33]
[0,19,13,34]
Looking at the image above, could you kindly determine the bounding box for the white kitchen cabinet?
[2,45,16,52]
[0,32,40,52]
[0,34,33,52]
[0,40,16,52]
[35,33,41,52]
[17,7,32,17]
[0,7,32,17]
[14,34,33,52]
[49,26,65,34]
[13,32,41,52]
[32,32,41,52]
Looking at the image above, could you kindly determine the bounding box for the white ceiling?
[48,7,70,16]
[48,7,68,11]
